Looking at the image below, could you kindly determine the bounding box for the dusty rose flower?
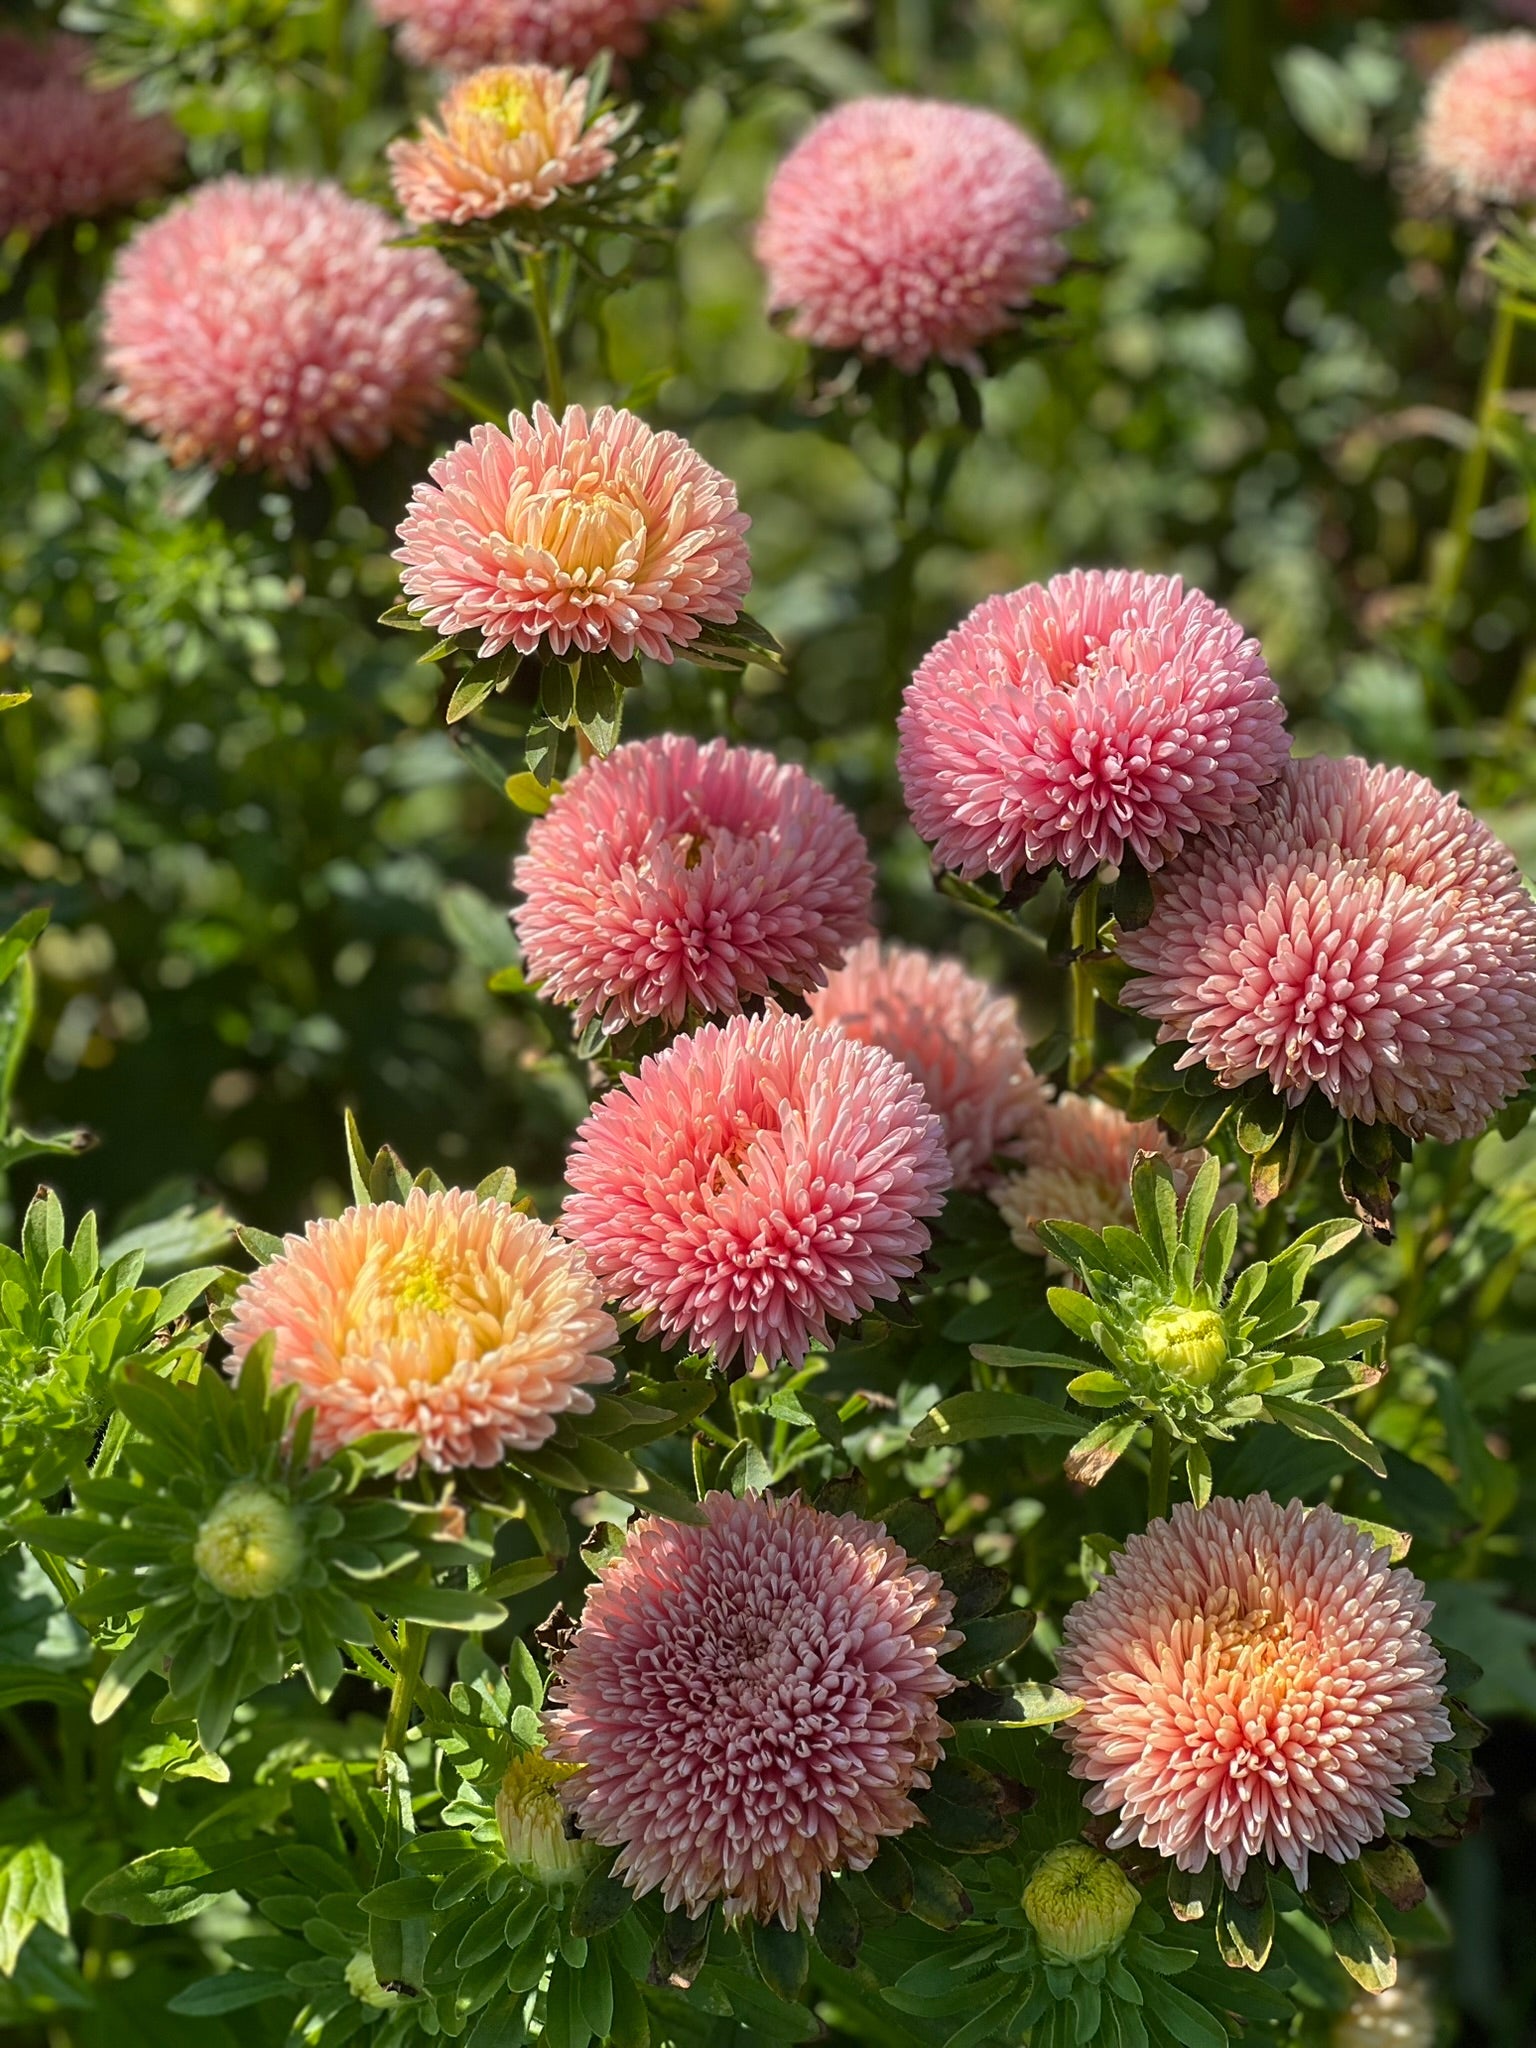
[1419,33,1536,209]
[544,1490,959,1927]
[0,33,181,240]
[224,1186,616,1470]
[1057,1494,1451,1889]
[372,0,679,71]
[512,734,873,1033]
[394,402,751,663]
[899,569,1288,884]
[562,1009,951,1368]
[808,938,1047,1189]
[993,1093,1204,1256]
[755,96,1073,372]
[388,63,621,226]
[101,177,477,483]
[1119,754,1536,1143]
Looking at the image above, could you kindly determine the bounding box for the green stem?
[523,249,565,411]
[1146,1423,1172,1524]
[376,1620,428,1783]
[1067,877,1101,1091]
[1431,294,1517,624]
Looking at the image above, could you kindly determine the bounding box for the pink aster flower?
[755,96,1073,372]
[1419,33,1536,210]
[0,34,181,240]
[993,1092,1205,1256]
[807,938,1047,1189]
[512,734,873,1033]
[544,1490,960,1927]
[100,177,477,484]
[394,402,752,663]
[372,0,679,72]
[899,569,1289,884]
[561,1009,951,1368]
[1119,754,1536,1143]
[223,1186,616,1470]
[388,63,621,226]
[1056,1494,1451,1890]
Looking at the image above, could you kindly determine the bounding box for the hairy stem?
[1067,877,1101,1091]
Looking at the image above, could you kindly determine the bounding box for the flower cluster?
[513,733,873,1033]
[102,177,478,481]
[544,1490,960,1927]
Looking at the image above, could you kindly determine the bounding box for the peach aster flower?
[561,1009,951,1368]
[756,95,1073,371]
[544,1490,959,1927]
[808,938,1046,1188]
[224,1186,616,1470]
[394,402,752,663]
[388,63,622,225]
[101,176,476,482]
[994,1093,1205,1255]
[1056,1494,1451,1888]
[512,734,873,1032]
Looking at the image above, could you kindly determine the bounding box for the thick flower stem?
[1146,1421,1172,1523]
[376,1619,428,1783]
[1431,293,1517,625]
[1067,878,1101,1091]
[524,248,565,412]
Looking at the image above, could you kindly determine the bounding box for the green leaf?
[1066,1371,1128,1410]
[0,1842,68,1974]
[1332,1896,1396,1993]
[749,1917,809,2000]
[969,1346,1089,1373]
[909,1392,1079,1449]
[505,771,554,815]
[447,672,499,724]
[570,1863,633,1939]
[946,1607,1037,1679]
[84,1843,278,1926]
[1142,1975,1229,2048]
[166,1971,295,2015]
[1277,46,1372,160]
[1263,1395,1386,1477]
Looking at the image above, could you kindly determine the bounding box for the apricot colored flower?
[224,1187,615,1470]
[1419,33,1536,209]
[101,177,476,483]
[373,0,679,70]
[756,96,1072,371]
[1120,755,1536,1142]
[899,569,1288,884]
[394,402,752,663]
[513,734,873,1032]
[561,1009,951,1368]
[994,1093,1204,1256]
[0,33,180,239]
[544,1490,959,1927]
[808,939,1046,1188]
[388,63,621,225]
[1056,1495,1451,1888]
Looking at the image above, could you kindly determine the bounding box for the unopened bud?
[1022,1843,1138,1964]
[193,1482,304,1601]
[1142,1307,1228,1386]
[344,1950,402,2010]
[495,1751,589,1884]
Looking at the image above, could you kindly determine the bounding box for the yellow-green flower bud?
[1022,1844,1139,1964]
[344,1950,402,2010]
[495,1751,590,1885]
[192,1482,304,1601]
[1141,1306,1228,1387]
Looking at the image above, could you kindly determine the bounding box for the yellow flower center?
[396,1252,453,1314]
[1141,1306,1228,1386]
[1022,1843,1139,1964]
[495,1752,589,1883]
[531,483,648,585]
[463,75,534,139]
[193,1482,304,1601]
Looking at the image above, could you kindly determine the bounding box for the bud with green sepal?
[1031,1154,1387,1503]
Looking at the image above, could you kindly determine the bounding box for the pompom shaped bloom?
[1419,33,1536,209]
[101,177,477,483]
[544,1490,960,1927]
[562,1009,951,1368]
[899,570,1288,883]
[807,938,1047,1188]
[994,1093,1204,1255]
[1119,755,1536,1142]
[372,0,679,72]
[1056,1495,1451,1889]
[388,63,621,226]
[394,402,751,663]
[755,96,1073,372]
[0,34,181,240]
[223,1186,616,1470]
[513,734,873,1032]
